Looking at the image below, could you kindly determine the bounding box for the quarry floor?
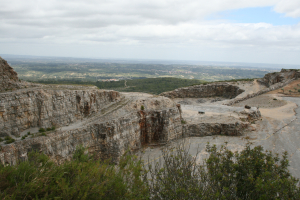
[141,94,300,178]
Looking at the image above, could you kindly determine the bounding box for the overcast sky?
[0,0,300,65]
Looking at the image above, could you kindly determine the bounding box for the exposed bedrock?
[258,69,300,87]
[0,107,182,165]
[0,89,121,137]
[160,83,245,99]
[182,108,261,137]
[182,122,247,137]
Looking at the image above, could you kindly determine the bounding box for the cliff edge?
[0,57,21,91]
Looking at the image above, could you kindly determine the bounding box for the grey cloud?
[0,0,299,64]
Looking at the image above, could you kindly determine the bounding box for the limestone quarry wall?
[0,89,120,136]
[160,83,244,99]
[182,122,247,137]
[182,108,261,137]
[0,107,182,165]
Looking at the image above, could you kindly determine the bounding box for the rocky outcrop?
[160,83,244,99]
[182,108,261,137]
[0,89,121,137]
[258,69,300,87]
[0,57,22,91]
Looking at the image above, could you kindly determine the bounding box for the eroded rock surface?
[0,99,182,165]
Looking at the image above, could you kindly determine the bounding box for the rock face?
[182,108,261,137]
[258,69,300,87]
[160,83,244,99]
[0,57,21,91]
[0,105,182,165]
[182,122,247,137]
[0,89,121,137]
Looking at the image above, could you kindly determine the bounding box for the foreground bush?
[147,142,300,199]
[0,147,148,200]
[1,143,299,199]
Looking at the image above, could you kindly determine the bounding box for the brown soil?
[267,79,300,97]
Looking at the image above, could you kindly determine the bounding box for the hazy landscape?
[5,55,279,83]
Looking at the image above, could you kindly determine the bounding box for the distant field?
[35,78,206,94]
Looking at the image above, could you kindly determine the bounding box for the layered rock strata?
[0,106,182,165]
[182,108,261,137]
[0,89,120,137]
[160,83,244,99]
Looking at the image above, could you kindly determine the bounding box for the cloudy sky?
[0,0,300,65]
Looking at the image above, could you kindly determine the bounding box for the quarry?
[1,56,300,178]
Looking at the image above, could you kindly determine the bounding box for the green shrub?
[38,128,46,133]
[181,120,187,124]
[0,137,3,142]
[51,126,56,130]
[27,132,31,135]
[4,136,12,140]
[0,147,149,200]
[73,145,90,162]
[40,132,47,136]
[46,127,52,131]
[4,138,15,144]
[141,105,145,110]
[4,136,15,144]
[0,142,299,199]
[147,142,300,199]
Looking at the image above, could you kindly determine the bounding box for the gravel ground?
[232,94,287,108]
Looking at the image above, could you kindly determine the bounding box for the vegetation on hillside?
[34,78,207,94]
[1,142,299,199]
